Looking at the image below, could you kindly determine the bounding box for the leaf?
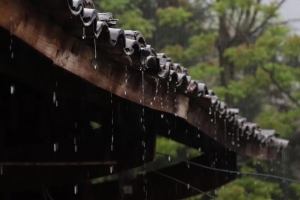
[156,7,192,27]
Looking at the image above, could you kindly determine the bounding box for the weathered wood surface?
[0,0,283,159]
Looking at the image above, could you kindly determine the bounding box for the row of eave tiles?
[67,0,288,149]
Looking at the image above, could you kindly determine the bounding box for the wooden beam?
[0,162,116,166]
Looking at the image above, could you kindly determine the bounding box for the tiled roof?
[53,0,289,159]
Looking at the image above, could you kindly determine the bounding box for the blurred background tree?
[96,0,300,199]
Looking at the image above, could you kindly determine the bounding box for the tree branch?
[262,66,300,108]
[250,0,286,35]
[236,7,244,30]
[247,0,261,31]
[270,18,300,26]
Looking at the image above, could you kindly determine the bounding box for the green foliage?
[184,194,203,200]
[291,183,300,198]
[96,0,155,38]
[255,108,300,139]
[283,35,300,58]
[188,63,222,81]
[97,0,131,12]
[117,9,155,38]
[156,7,192,27]
[218,176,282,200]
[186,34,217,58]
[156,136,201,158]
[90,121,101,129]
[161,44,188,64]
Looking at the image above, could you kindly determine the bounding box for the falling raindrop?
[53,92,56,103]
[214,111,216,124]
[56,100,58,107]
[111,93,114,152]
[198,147,201,152]
[10,85,14,94]
[125,66,128,83]
[82,28,86,39]
[161,114,164,118]
[94,39,97,58]
[110,165,114,173]
[75,145,77,152]
[53,143,58,152]
[168,156,171,161]
[124,91,127,96]
[74,185,78,194]
[187,184,190,189]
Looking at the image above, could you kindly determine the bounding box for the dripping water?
[10,85,14,94]
[74,185,78,194]
[125,66,128,83]
[53,92,56,103]
[141,60,147,198]
[82,27,86,39]
[154,78,159,104]
[53,143,58,152]
[10,34,13,59]
[94,39,97,58]
[111,93,114,151]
